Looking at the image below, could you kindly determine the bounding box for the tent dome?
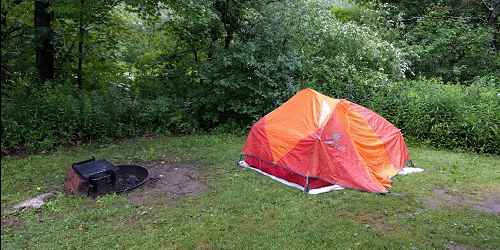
[242,88,410,193]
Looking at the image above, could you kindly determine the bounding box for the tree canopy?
[1,0,499,153]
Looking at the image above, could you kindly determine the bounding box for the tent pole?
[236,154,243,170]
[304,176,310,194]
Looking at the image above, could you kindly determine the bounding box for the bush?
[305,78,499,154]
[2,79,498,154]
[406,5,498,83]
[1,84,195,153]
[194,0,408,128]
[367,79,500,153]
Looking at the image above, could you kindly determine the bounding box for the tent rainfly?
[240,88,412,193]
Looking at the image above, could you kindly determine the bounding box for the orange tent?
[241,88,410,193]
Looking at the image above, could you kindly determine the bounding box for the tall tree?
[56,0,120,89]
[77,0,84,89]
[482,0,500,49]
[34,0,54,81]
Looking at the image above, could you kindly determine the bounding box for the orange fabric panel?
[319,102,387,192]
[265,89,338,163]
[343,101,397,188]
[275,101,388,192]
[349,103,409,170]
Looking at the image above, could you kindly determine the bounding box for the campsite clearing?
[1,134,499,249]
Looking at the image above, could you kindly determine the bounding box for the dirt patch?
[127,162,208,206]
[338,212,393,232]
[353,214,393,232]
[1,216,23,233]
[446,242,477,250]
[424,188,500,215]
[472,195,500,214]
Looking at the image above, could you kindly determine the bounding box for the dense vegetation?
[1,0,499,154]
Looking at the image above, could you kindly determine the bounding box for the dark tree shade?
[35,0,54,81]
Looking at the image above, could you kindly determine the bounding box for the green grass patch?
[2,134,499,249]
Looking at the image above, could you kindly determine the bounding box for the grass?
[1,134,499,249]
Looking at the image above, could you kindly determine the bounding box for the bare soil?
[126,161,208,206]
[424,188,500,215]
[472,195,500,215]
[354,214,393,232]
[446,242,478,250]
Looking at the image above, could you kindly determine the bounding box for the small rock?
[13,192,55,210]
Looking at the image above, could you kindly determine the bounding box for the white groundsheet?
[238,160,424,194]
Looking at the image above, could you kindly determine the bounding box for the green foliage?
[1,0,499,154]
[330,1,364,23]
[406,5,498,83]
[3,79,498,154]
[1,85,194,153]
[304,3,407,77]
[1,0,36,88]
[196,1,303,127]
[366,79,500,154]
[191,0,408,127]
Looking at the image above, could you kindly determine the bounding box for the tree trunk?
[77,0,84,89]
[223,0,233,49]
[488,0,499,50]
[224,29,233,49]
[34,0,54,81]
[487,0,500,25]
[208,27,219,60]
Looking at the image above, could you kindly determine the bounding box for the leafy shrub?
[2,79,498,154]
[330,1,364,23]
[406,5,498,83]
[293,1,408,103]
[194,0,408,128]
[304,77,499,154]
[367,79,500,153]
[1,84,194,153]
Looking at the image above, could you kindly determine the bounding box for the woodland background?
[1,0,499,154]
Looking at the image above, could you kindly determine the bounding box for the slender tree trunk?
[208,27,218,60]
[483,0,500,50]
[77,0,84,89]
[34,0,54,81]
[224,29,233,49]
[223,0,233,49]
[488,1,499,50]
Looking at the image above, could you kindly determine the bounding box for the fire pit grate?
[114,165,149,193]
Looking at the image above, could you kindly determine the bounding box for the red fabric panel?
[244,155,332,189]
[242,119,273,162]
